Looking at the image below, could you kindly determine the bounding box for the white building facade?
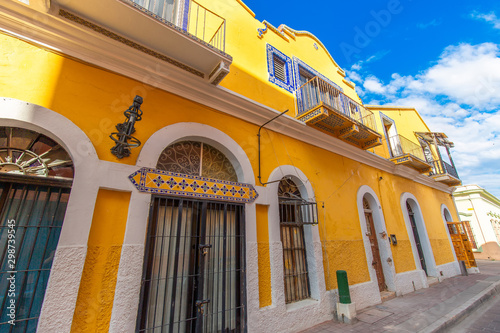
[454,185,500,260]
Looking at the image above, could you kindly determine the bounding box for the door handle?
[199,244,212,256]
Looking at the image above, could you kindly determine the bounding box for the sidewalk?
[301,260,500,333]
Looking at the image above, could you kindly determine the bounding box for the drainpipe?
[257,110,289,185]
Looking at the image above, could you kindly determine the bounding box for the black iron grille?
[0,181,70,332]
[279,200,311,304]
[137,197,246,333]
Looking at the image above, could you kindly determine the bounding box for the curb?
[421,280,500,333]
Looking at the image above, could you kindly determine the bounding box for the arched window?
[278,178,310,303]
[0,127,73,178]
[0,127,73,332]
[138,140,246,332]
[156,140,237,181]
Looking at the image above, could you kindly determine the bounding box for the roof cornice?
[453,186,500,207]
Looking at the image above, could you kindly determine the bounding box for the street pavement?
[301,260,500,333]
[449,294,500,332]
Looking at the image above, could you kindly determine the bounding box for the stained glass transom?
[156,141,237,182]
[0,127,74,179]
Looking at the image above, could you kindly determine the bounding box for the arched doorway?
[137,141,246,332]
[406,201,428,275]
[363,197,386,291]
[0,126,73,332]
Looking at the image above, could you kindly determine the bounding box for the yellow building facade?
[0,0,466,332]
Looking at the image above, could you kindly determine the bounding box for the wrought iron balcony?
[296,76,382,149]
[56,0,231,84]
[131,0,226,52]
[414,132,461,186]
[385,135,431,173]
[429,159,461,186]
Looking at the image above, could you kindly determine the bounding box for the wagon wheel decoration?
[0,127,74,179]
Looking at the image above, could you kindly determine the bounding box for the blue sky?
[247,0,500,198]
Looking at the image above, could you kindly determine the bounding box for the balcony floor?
[431,174,462,186]
[390,154,432,173]
[296,104,382,150]
[57,0,231,83]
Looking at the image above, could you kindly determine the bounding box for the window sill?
[285,298,319,312]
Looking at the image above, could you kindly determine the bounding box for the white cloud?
[352,42,500,197]
[471,11,500,29]
[346,69,362,83]
[363,76,386,94]
[351,63,362,71]
[366,43,500,110]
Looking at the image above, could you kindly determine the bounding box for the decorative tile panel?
[314,123,336,134]
[321,114,346,128]
[267,44,294,93]
[129,167,258,203]
[395,156,410,164]
[363,138,382,149]
[296,107,328,124]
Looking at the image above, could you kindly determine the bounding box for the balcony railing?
[430,160,459,179]
[186,0,226,52]
[131,0,226,52]
[387,135,426,161]
[384,135,431,172]
[297,76,378,133]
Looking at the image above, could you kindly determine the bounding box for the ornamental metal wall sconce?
[110,95,143,159]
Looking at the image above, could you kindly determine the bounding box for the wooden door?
[447,222,477,269]
[365,210,386,291]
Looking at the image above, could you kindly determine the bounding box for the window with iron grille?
[137,141,247,332]
[137,198,246,332]
[0,127,73,332]
[278,178,317,303]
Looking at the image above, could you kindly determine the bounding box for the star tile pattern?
[129,167,258,203]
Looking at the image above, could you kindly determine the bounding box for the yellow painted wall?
[370,107,432,159]
[71,189,131,333]
[256,204,272,307]
[2,17,456,299]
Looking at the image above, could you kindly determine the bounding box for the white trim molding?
[246,165,331,333]
[441,204,459,264]
[110,122,257,332]
[400,192,438,277]
[356,185,396,295]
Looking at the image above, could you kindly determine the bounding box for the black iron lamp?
[110,95,143,159]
